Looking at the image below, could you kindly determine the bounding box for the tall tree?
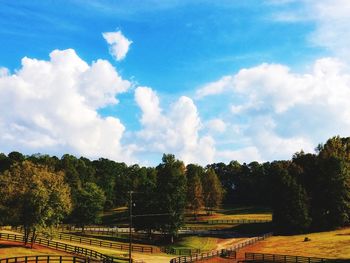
[270,161,311,234]
[186,164,204,220]
[156,154,187,242]
[0,161,72,246]
[202,168,224,215]
[70,182,106,231]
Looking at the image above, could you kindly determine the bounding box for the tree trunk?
[30,228,36,249]
[23,226,30,246]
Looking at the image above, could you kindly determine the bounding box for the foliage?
[155,154,187,242]
[186,164,204,219]
[71,182,106,230]
[202,168,224,215]
[0,161,72,245]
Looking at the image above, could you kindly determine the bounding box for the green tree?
[71,182,106,231]
[202,168,224,215]
[270,161,311,234]
[186,164,204,220]
[156,154,187,242]
[133,167,158,238]
[0,161,72,246]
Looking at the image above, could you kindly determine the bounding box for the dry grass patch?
[243,228,350,259]
[0,241,70,258]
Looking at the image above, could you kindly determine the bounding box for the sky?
[1,0,350,166]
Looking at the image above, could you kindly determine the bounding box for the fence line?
[0,232,127,263]
[57,233,154,253]
[243,252,345,263]
[169,232,273,263]
[160,247,200,256]
[0,255,91,263]
[11,227,154,254]
[206,219,271,225]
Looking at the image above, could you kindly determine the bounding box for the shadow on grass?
[218,205,272,215]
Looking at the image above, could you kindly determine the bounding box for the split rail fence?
[0,232,127,263]
[0,255,92,263]
[240,252,347,263]
[169,233,273,263]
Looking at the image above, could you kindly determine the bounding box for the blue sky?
[1,0,350,165]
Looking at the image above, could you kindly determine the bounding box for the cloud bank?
[0,49,132,161]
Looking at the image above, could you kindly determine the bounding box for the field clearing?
[171,236,217,251]
[0,240,71,258]
[242,228,350,259]
[187,206,272,223]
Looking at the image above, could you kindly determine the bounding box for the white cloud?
[134,86,216,165]
[102,30,133,61]
[309,0,350,60]
[0,49,133,162]
[195,57,350,163]
[206,118,226,133]
[217,147,262,164]
[196,75,234,99]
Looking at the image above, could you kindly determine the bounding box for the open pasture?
[0,240,71,258]
[242,228,350,259]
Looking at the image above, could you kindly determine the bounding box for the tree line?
[0,135,349,241]
[0,153,223,243]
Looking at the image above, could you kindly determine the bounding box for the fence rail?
[11,227,154,254]
[160,247,200,256]
[206,219,271,225]
[169,233,273,263]
[0,232,128,263]
[0,255,91,263]
[243,253,346,263]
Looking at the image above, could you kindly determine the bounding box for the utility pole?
[128,190,133,263]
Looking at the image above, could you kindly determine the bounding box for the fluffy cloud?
[102,30,133,61]
[309,0,350,60]
[206,119,226,133]
[195,57,350,162]
[196,76,234,99]
[0,49,132,161]
[134,87,216,165]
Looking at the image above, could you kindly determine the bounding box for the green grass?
[243,228,350,259]
[169,236,218,251]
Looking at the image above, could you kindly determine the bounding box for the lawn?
[243,228,350,259]
[170,236,218,251]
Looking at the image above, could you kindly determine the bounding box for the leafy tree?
[0,161,72,246]
[270,161,311,234]
[156,154,187,242]
[0,153,11,173]
[186,164,204,219]
[202,168,224,215]
[71,182,106,231]
[133,167,158,238]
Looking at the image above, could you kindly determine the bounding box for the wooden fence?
[0,255,91,263]
[0,233,127,263]
[10,227,154,253]
[160,247,200,256]
[242,253,346,263]
[55,233,154,253]
[169,233,273,263]
[206,219,271,225]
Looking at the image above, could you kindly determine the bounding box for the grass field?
[170,236,218,251]
[0,241,71,258]
[197,206,272,222]
[243,227,350,259]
